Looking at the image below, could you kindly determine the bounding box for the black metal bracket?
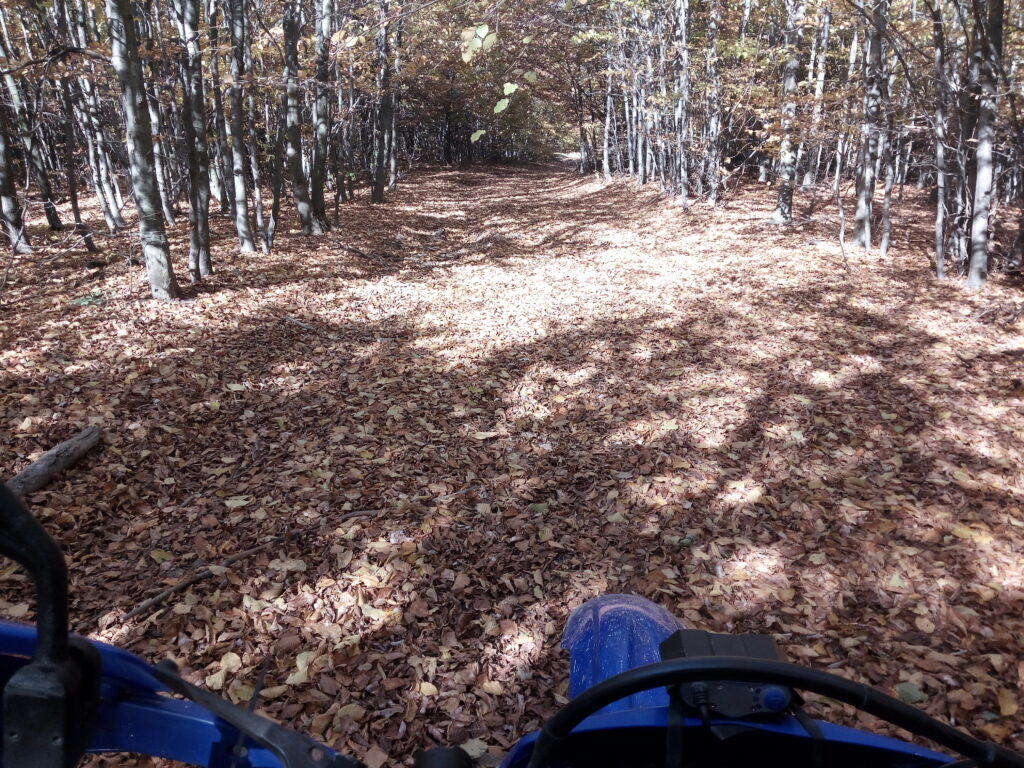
[152,660,365,768]
[0,482,101,768]
[659,629,794,719]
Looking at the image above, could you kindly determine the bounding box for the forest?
[1,0,1024,765]
[0,0,1020,289]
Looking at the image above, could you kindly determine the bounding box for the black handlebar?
[525,656,1024,768]
[0,482,68,663]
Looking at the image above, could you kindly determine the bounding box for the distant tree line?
[562,0,1022,288]
[0,0,1019,295]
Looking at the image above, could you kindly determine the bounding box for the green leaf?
[503,82,519,95]
[523,35,535,44]
[493,98,510,114]
[475,23,489,38]
[523,70,537,83]
[895,682,927,704]
[481,32,497,51]
[470,129,486,143]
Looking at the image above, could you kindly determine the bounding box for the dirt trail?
[2,167,1024,759]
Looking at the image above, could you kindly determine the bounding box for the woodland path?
[2,167,1024,761]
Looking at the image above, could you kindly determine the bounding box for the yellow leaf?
[419,681,438,696]
[150,550,174,563]
[480,680,503,694]
[915,617,935,633]
[337,702,366,722]
[461,739,488,759]
[286,651,312,685]
[997,688,1018,717]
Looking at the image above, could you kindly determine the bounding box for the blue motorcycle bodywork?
[499,594,949,768]
[0,595,953,768]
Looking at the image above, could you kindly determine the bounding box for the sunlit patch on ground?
[2,165,1024,760]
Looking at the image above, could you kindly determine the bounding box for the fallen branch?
[338,508,380,521]
[124,532,292,620]
[284,315,319,332]
[6,426,102,497]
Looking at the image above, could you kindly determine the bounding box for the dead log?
[6,426,102,497]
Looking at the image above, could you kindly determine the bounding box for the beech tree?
[105,0,179,299]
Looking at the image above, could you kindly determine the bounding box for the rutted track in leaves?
[2,166,1024,761]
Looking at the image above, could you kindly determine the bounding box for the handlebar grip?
[413,747,474,768]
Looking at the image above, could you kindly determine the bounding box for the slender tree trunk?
[172,0,212,279]
[772,0,806,223]
[225,0,255,251]
[371,0,392,204]
[674,0,690,201]
[310,0,333,229]
[207,0,232,215]
[146,95,176,226]
[804,5,830,188]
[602,67,613,181]
[0,108,30,254]
[931,1,947,278]
[854,0,889,248]
[283,0,321,234]
[0,48,63,231]
[105,0,180,299]
[879,129,896,256]
[967,0,1003,288]
[704,0,722,203]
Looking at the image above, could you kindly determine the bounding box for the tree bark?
[931,0,947,278]
[967,0,1003,288]
[310,0,334,229]
[0,108,30,254]
[283,0,322,234]
[105,0,180,299]
[172,0,212,280]
[771,0,806,223]
[6,427,102,497]
[853,0,889,248]
[371,0,393,204]
[225,0,255,251]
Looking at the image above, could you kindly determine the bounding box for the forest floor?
[2,166,1024,764]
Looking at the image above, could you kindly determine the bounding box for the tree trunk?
[310,0,333,229]
[371,0,392,204]
[207,0,232,215]
[967,0,1003,288]
[0,108,30,254]
[225,0,255,251]
[704,0,722,203]
[172,0,212,279]
[283,0,322,234]
[771,0,806,223]
[853,0,889,248]
[931,1,947,279]
[105,0,180,299]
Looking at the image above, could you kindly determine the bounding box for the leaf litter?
[1,165,1023,762]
